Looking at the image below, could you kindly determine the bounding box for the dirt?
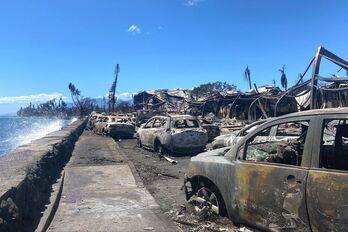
[116,139,250,232]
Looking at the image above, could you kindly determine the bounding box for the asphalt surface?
[47,131,179,232]
[117,138,240,232]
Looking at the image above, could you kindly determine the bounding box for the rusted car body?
[184,108,348,231]
[93,116,108,133]
[137,115,208,154]
[94,115,135,139]
[87,113,105,130]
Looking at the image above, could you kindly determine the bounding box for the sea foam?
[0,117,71,156]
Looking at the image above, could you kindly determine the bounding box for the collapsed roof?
[133,47,348,122]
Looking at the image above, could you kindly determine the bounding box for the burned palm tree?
[244,65,252,90]
[279,65,287,90]
[68,82,83,115]
[108,64,120,112]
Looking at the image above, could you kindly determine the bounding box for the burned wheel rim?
[157,144,164,155]
[137,138,142,147]
[196,187,219,215]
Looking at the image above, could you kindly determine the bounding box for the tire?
[196,185,227,217]
[137,138,142,148]
[155,141,166,155]
[157,143,165,155]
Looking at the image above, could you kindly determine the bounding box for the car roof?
[169,114,197,119]
[152,114,197,120]
[272,107,348,121]
[108,115,129,119]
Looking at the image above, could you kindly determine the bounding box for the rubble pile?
[169,201,254,232]
[133,86,298,123]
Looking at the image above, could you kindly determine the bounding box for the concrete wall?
[0,119,86,232]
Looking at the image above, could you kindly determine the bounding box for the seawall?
[0,119,87,232]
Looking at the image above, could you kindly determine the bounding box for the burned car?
[87,112,105,130]
[184,108,348,231]
[211,120,266,149]
[201,121,220,142]
[137,115,208,154]
[94,115,135,139]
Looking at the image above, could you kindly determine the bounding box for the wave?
[69,117,78,124]
[0,117,71,156]
[15,119,66,145]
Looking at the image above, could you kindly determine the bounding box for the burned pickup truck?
[184,108,348,231]
[137,115,208,154]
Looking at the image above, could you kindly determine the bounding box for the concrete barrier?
[0,119,87,232]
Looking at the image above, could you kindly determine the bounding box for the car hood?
[108,122,133,126]
[214,133,236,141]
[195,147,230,158]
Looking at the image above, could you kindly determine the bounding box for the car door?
[306,116,348,231]
[233,118,313,231]
[152,117,167,144]
[147,117,164,148]
[139,118,155,147]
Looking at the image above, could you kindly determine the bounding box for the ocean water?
[0,116,77,156]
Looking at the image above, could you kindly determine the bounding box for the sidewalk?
[47,132,178,232]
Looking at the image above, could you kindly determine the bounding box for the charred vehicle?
[184,108,348,231]
[137,115,208,154]
[200,120,220,142]
[94,115,135,139]
[87,113,105,130]
[211,120,266,149]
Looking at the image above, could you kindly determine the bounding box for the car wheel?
[196,186,224,216]
[137,138,142,148]
[157,143,165,155]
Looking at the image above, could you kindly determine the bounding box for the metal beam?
[310,47,322,109]
[319,47,348,70]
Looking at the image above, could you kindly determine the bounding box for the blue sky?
[0,0,347,114]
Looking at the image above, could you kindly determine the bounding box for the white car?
[137,115,208,154]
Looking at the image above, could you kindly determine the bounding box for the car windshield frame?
[173,118,200,129]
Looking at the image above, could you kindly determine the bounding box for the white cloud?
[118,92,133,100]
[0,93,67,105]
[103,92,133,101]
[127,25,141,34]
[185,0,204,6]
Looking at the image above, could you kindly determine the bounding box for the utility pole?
[108,64,120,112]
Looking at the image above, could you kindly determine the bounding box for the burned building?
[133,86,298,122]
[133,46,348,123]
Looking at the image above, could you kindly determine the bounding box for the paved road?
[48,132,178,232]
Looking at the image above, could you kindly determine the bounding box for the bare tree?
[279,65,287,90]
[103,96,106,112]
